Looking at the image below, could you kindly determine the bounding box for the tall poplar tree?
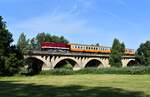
[109,38,125,67]
[17,32,29,53]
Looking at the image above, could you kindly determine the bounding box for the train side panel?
[70,44,111,53]
[41,42,70,49]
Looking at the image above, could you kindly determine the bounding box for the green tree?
[109,38,125,67]
[0,16,13,56]
[0,16,13,75]
[136,41,150,66]
[17,32,29,53]
[4,45,23,75]
[59,36,69,43]
[0,16,23,75]
[32,32,69,50]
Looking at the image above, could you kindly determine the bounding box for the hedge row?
[40,66,150,75]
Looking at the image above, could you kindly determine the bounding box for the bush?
[62,64,73,70]
[40,68,74,75]
[39,66,150,75]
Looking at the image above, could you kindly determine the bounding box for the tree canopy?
[17,32,29,53]
[0,16,13,56]
[109,38,125,67]
[0,16,23,75]
[31,32,69,50]
[136,41,150,66]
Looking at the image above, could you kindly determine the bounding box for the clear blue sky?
[0,0,150,49]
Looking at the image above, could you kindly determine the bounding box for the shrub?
[39,66,150,75]
[40,68,74,75]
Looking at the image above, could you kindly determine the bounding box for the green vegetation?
[0,16,23,76]
[31,32,69,50]
[136,41,150,66]
[0,74,149,97]
[40,66,150,75]
[109,38,125,67]
[17,32,30,53]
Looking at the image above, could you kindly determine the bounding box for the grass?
[0,74,150,97]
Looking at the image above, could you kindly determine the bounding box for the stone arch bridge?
[24,51,135,71]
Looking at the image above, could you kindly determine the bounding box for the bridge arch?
[24,56,49,66]
[53,57,80,70]
[82,58,105,68]
[24,55,51,70]
[24,56,48,74]
[126,59,137,67]
[122,59,136,67]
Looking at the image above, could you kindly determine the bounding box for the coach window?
[86,47,88,50]
[89,47,91,50]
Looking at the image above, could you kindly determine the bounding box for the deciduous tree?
[0,16,23,75]
[17,32,29,53]
[136,41,150,66]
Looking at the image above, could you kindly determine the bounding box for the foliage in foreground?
[40,66,150,75]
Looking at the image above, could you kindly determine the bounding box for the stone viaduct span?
[24,51,135,71]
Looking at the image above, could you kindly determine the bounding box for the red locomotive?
[41,42,70,50]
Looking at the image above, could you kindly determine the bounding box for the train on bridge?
[41,42,135,55]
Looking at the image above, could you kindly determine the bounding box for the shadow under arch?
[54,58,79,70]
[25,57,46,74]
[127,60,137,67]
[85,59,103,68]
